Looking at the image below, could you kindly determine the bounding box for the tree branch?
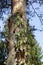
[29,1,43,25]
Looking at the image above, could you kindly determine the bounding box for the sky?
[0,1,43,60]
[29,14,43,50]
[29,3,43,51]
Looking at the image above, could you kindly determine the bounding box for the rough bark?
[6,14,16,65]
[6,0,26,65]
[11,0,26,20]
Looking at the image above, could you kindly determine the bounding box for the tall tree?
[4,0,43,65]
[0,0,43,65]
[6,0,27,65]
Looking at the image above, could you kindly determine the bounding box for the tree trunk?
[6,9,16,65]
[6,0,26,65]
[11,0,26,20]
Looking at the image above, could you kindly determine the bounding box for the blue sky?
[29,3,43,51]
[29,15,43,50]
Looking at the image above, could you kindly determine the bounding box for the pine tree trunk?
[6,0,26,65]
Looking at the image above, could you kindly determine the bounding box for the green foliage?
[30,41,42,65]
[2,13,43,65]
[0,41,8,65]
